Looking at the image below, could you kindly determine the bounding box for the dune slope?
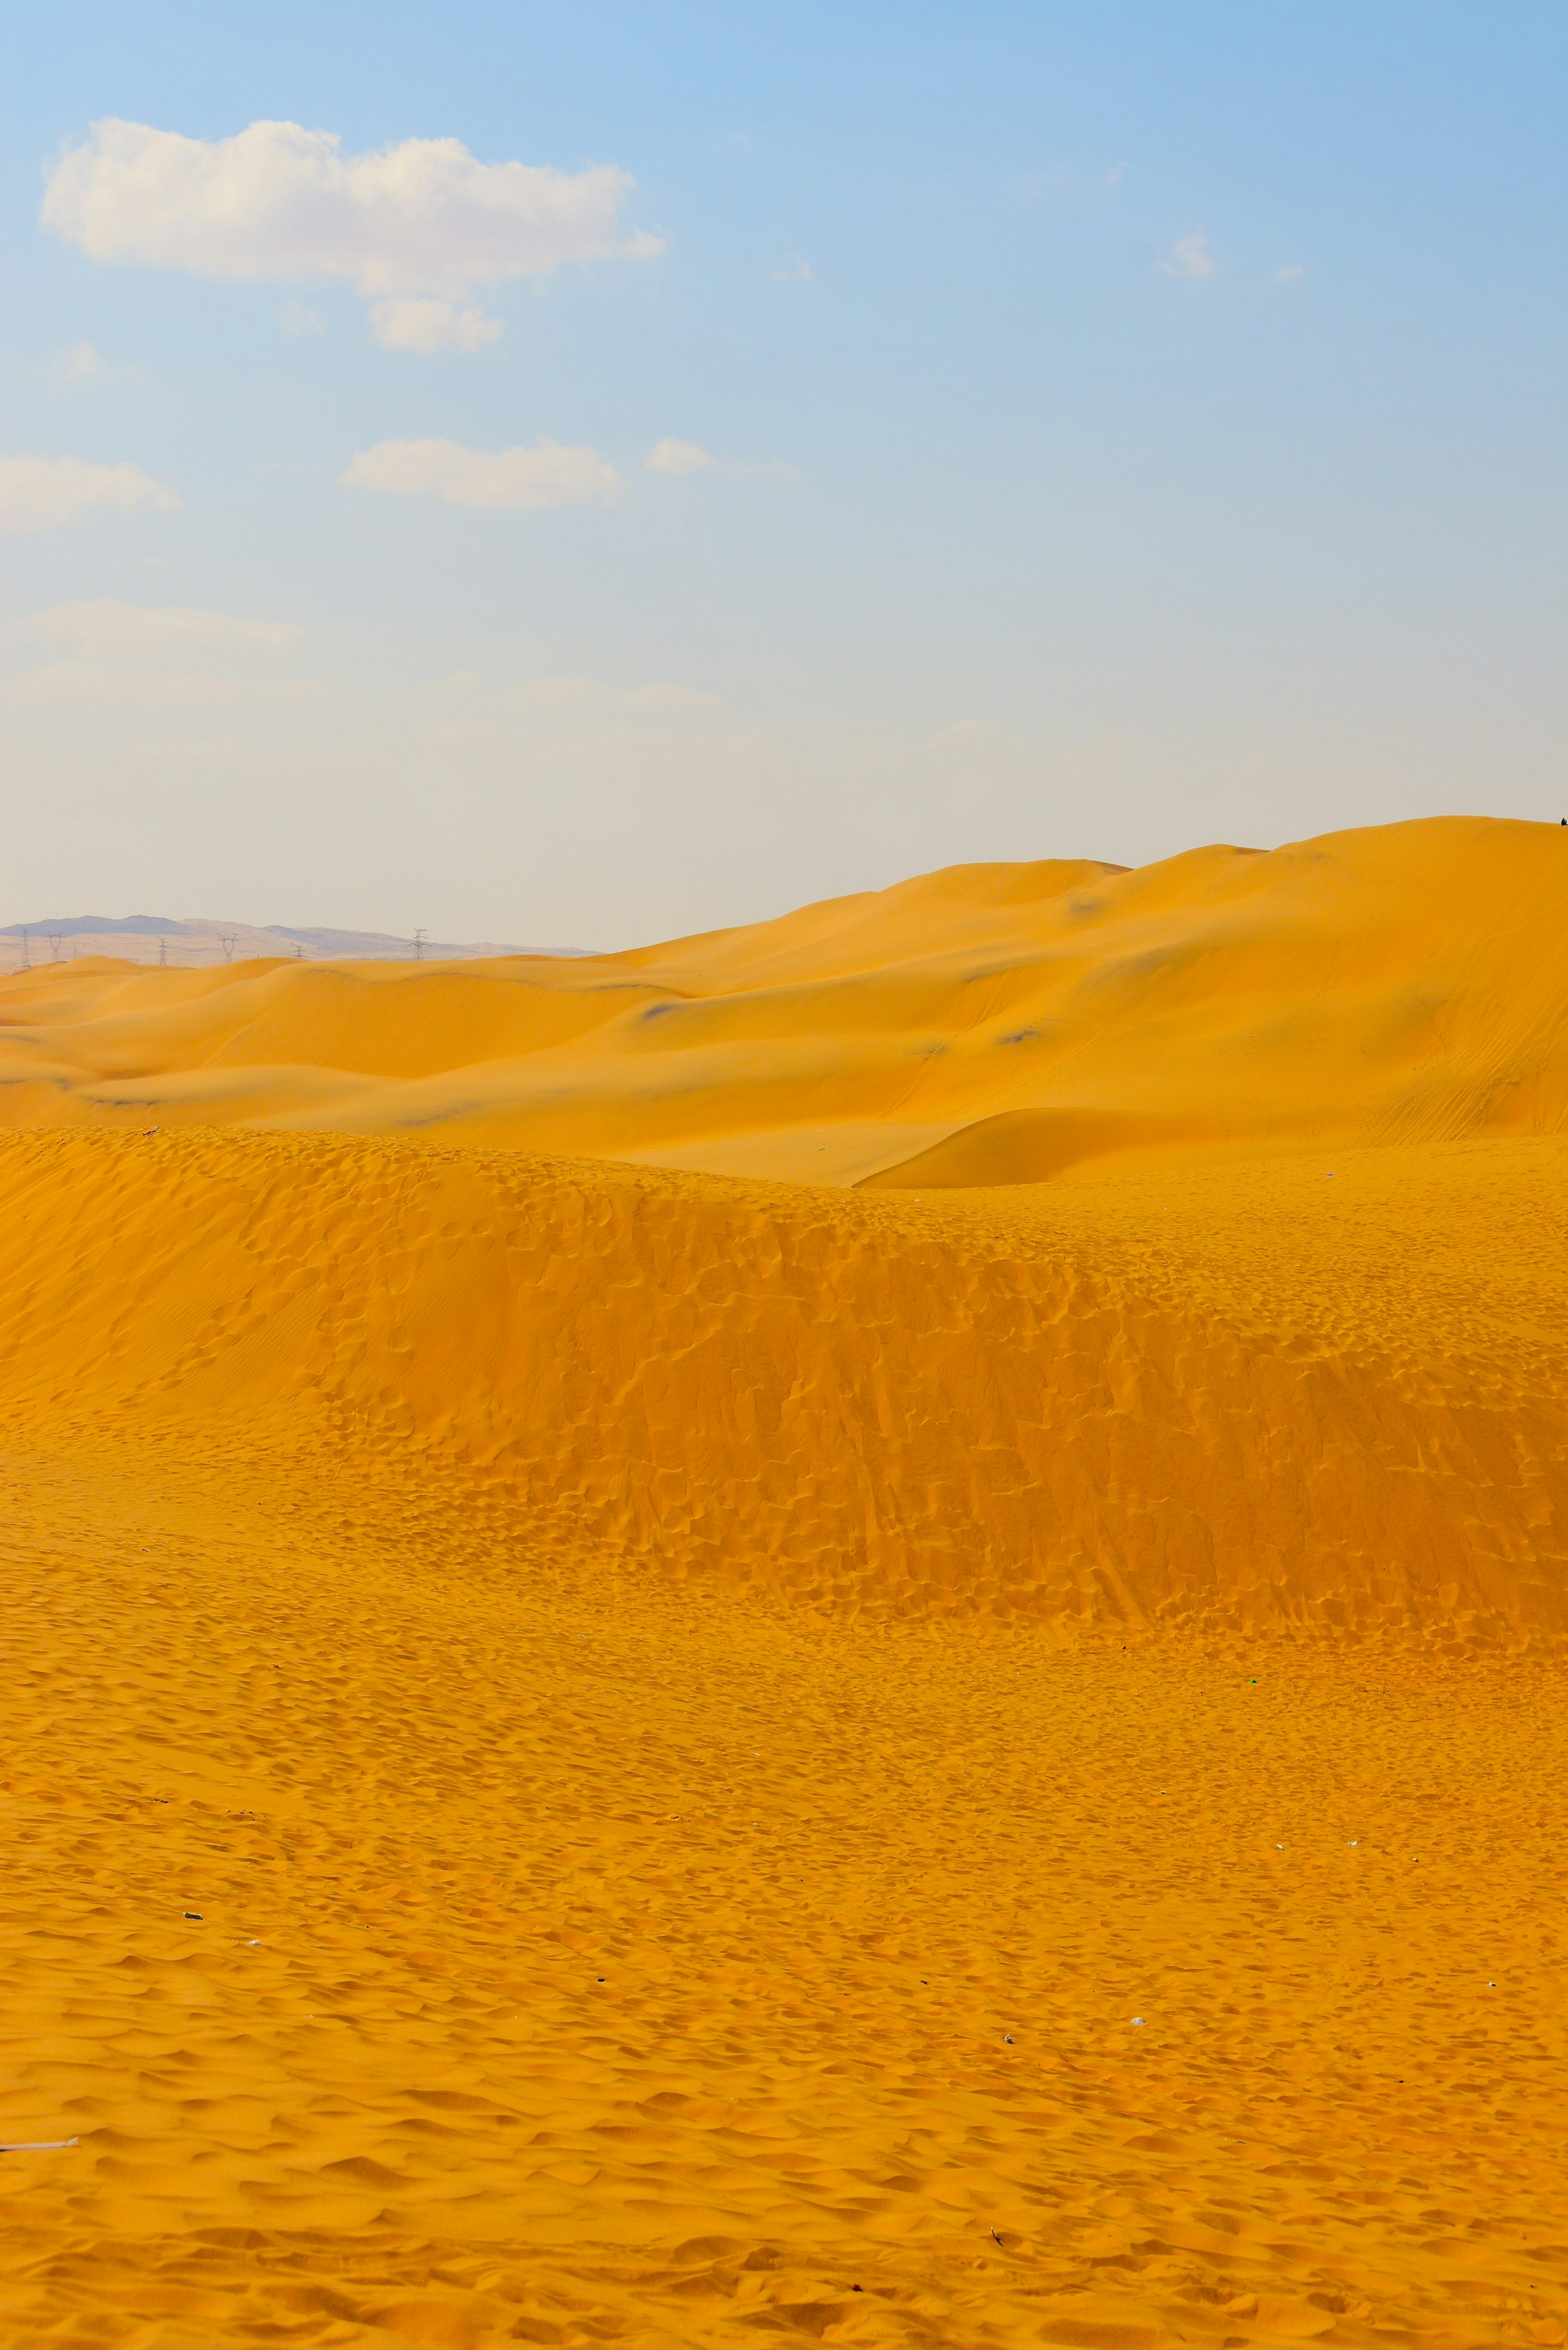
[1,1125,1564,1646]
[4,818,1568,2343]
[4,817,1568,1181]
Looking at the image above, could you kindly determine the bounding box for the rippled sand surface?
[3,816,1568,2341]
[3,1446,1567,2348]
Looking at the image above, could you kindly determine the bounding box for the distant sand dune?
[2,817,1566,1181]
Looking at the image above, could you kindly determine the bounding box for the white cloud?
[646,438,797,480]
[772,255,814,283]
[0,455,179,531]
[369,296,501,352]
[279,298,326,335]
[1160,232,1215,280]
[29,601,300,659]
[49,342,147,385]
[1274,263,1305,283]
[41,118,663,352]
[344,437,621,510]
[646,437,714,477]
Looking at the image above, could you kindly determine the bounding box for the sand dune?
[0,1124,1566,1646]
[2,816,1567,2343]
[3,817,1568,1180]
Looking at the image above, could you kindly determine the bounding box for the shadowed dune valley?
[4,815,1568,2348]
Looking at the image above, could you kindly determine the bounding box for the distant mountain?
[0,915,183,938]
[253,923,595,960]
[0,915,595,964]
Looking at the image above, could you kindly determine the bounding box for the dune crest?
[3,816,1567,1181]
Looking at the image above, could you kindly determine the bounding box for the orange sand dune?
[1,1126,1566,1646]
[4,816,1568,1182]
[4,818,1568,2343]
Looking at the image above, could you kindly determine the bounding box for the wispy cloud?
[368,297,502,352]
[645,439,797,480]
[1160,231,1215,279]
[5,600,305,710]
[0,454,178,531]
[278,298,326,336]
[4,661,315,710]
[28,601,300,659]
[344,437,623,510]
[1274,263,1305,283]
[771,255,814,283]
[41,118,664,354]
[646,437,713,477]
[48,341,147,385]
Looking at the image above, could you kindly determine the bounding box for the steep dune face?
[3,1126,1564,1645]
[4,817,1567,1182]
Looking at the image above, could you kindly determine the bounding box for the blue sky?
[3,2,1565,945]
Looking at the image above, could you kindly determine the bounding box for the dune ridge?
[4,817,1568,1182]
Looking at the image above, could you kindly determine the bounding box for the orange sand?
[2,816,1568,2344]
[4,816,1568,1183]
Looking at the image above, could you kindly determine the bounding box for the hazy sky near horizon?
[3,2,1566,948]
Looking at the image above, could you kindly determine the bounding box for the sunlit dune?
[4,816,1568,1181]
[2,1123,1566,1646]
[2,814,1566,2345]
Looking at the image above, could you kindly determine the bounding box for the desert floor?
[4,818,1568,2343]
[2,1438,1566,2347]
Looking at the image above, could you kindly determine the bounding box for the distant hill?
[0,915,594,967]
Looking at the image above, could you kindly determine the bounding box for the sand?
[2,815,1567,2343]
[4,815,1568,1180]
[2,1126,1566,1642]
[2,1447,1566,2347]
